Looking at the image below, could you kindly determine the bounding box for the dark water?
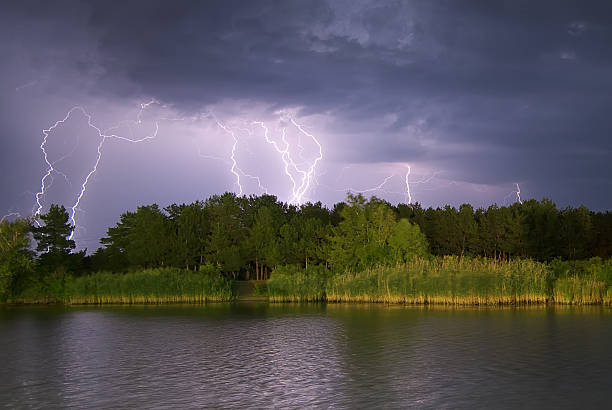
[1,304,611,409]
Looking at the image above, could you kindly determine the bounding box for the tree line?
[1,192,611,299]
[91,193,612,273]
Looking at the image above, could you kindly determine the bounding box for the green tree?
[32,204,76,272]
[389,218,429,263]
[0,218,34,301]
[32,204,75,255]
[559,205,592,260]
[457,204,477,258]
[205,193,249,276]
[248,206,278,279]
[165,202,209,270]
[328,194,397,272]
[101,204,172,269]
[521,199,560,261]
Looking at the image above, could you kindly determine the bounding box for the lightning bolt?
[320,164,438,205]
[15,81,37,92]
[34,100,163,240]
[212,118,244,196]
[31,101,324,247]
[0,212,21,223]
[404,166,412,204]
[253,117,323,205]
[290,118,323,204]
[515,183,523,204]
[403,166,440,204]
[503,182,524,205]
[325,173,396,195]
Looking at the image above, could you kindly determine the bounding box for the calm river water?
[1,304,611,409]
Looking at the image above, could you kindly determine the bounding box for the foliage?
[32,204,75,255]
[389,218,428,263]
[11,266,233,304]
[0,218,34,301]
[326,256,551,304]
[31,204,79,273]
[266,265,330,302]
[4,192,612,305]
[91,193,612,278]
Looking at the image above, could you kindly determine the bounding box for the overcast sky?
[1,0,611,250]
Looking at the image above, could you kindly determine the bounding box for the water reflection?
[0,304,610,408]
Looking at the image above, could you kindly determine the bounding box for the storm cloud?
[1,0,612,249]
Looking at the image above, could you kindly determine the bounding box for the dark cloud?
[1,0,612,234]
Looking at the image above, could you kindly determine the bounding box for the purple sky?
[1,1,612,250]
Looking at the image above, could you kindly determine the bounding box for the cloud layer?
[2,0,612,248]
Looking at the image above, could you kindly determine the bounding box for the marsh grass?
[551,258,612,305]
[265,256,612,305]
[266,265,329,302]
[11,267,233,304]
[326,256,551,305]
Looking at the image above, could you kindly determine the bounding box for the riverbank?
[4,257,612,305]
[266,256,612,305]
[9,268,233,304]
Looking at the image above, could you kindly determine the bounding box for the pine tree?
[32,204,75,255]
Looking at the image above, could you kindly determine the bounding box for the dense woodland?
[1,192,611,287]
[2,192,611,303]
[91,192,610,273]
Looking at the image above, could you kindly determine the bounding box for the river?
[1,304,610,409]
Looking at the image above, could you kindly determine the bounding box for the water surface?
[1,304,610,408]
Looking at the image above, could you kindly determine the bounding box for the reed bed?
[266,256,612,305]
[326,256,551,305]
[266,265,329,302]
[11,267,233,304]
[550,258,612,305]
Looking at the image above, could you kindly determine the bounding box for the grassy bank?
[266,256,612,305]
[264,265,330,302]
[7,257,612,306]
[11,267,233,304]
[550,258,612,305]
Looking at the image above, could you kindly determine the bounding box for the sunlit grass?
[326,256,550,305]
[266,256,612,305]
[550,258,612,305]
[266,265,329,302]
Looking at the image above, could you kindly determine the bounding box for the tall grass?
[267,256,612,305]
[266,265,329,302]
[551,258,612,305]
[11,267,233,304]
[327,256,551,305]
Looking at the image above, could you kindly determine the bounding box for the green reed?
[326,256,551,305]
[266,265,329,302]
[265,256,612,305]
[550,258,612,305]
[12,267,233,304]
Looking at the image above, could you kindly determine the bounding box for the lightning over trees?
[31,204,81,275]
[32,204,76,256]
[1,192,612,304]
[29,101,331,251]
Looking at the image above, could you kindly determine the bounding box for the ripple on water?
[0,305,611,409]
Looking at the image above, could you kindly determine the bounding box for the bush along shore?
[266,257,612,305]
[4,257,612,305]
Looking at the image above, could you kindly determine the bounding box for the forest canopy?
[1,193,611,284]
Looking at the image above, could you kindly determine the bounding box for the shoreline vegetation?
[2,192,611,306]
[266,257,612,305]
[4,256,612,306]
